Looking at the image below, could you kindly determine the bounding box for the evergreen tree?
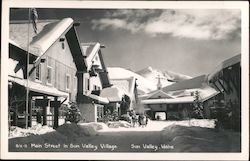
[192,91,204,119]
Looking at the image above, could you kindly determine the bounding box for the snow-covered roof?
[110,77,136,98]
[8,76,68,98]
[107,67,157,94]
[85,94,109,104]
[141,96,194,104]
[10,18,74,57]
[100,86,124,102]
[208,54,241,81]
[141,85,219,105]
[100,77,137,102]
[161,75,207,92]
[81,42,102,71]
[140,90,173,99]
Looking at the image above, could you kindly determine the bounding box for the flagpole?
[25,8,31,129]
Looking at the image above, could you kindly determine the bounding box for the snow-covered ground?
[9,119,240,152]
[9,124,55,139]
[99,119,216,132]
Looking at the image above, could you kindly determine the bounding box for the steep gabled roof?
[161,75,207,92]
[81,42,111,88]
[100,77,137,102]
[10,18,73,56]
[81,42,102,70]
[110,77,136,98]
[208,54,241,82]
[141,86,219,105]
[10,18,87,71]
[145,90,173,99]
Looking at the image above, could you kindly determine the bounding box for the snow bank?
[9,123,99,140]
[79,122,109,130]
[56,123,98,137]
[161,124,233,152]
[166,119,216,128]
[9,124,55,138]
[107,121,132,128]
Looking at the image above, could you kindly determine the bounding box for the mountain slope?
[136,66,192,86]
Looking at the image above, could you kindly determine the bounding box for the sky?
[10,8,241,77]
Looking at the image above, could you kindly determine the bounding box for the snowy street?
[9,119,240,152]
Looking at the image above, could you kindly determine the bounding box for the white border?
[1,1,249,160]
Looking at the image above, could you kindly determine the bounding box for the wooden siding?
[28,37,77,101]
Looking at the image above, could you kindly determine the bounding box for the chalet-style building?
[208,54,241,130]
[140,75,220,120]
[100,76,140,118]
[9,18,86,128]
[8,18,110,128]
[9,18,112,128]
[76,42,112,122]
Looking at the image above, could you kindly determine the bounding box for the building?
[140,75,220,120]
[9,18,86,128]
[100,76,140,118]
[76,42,112,122]
[208,54,241,130]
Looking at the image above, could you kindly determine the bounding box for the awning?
[8,76,68,98]
[100,86,123,102]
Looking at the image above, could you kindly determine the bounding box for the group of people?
[128,110,148,128]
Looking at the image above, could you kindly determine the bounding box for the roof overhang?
[8,76,68,98]
[100,87,124,102]
[141,97,194,105]
[208,54,241,81]
[77,93,109,105]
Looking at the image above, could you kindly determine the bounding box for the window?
[66,74,71,90]
[93,85,100,91]
[35,64,41,81]
[46,57,52,85]
[74,76,77,91]
[84,77,90,92]
[47,66,52,85]
[59,38,65,50]
[93,85,97,90]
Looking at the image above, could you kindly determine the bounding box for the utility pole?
[25,8,31,129]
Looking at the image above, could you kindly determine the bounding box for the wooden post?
[43,106,47,126]
[13,104,18,126]
[28,98,32,127]
[35,97,49,126]
[50,97,60,129]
